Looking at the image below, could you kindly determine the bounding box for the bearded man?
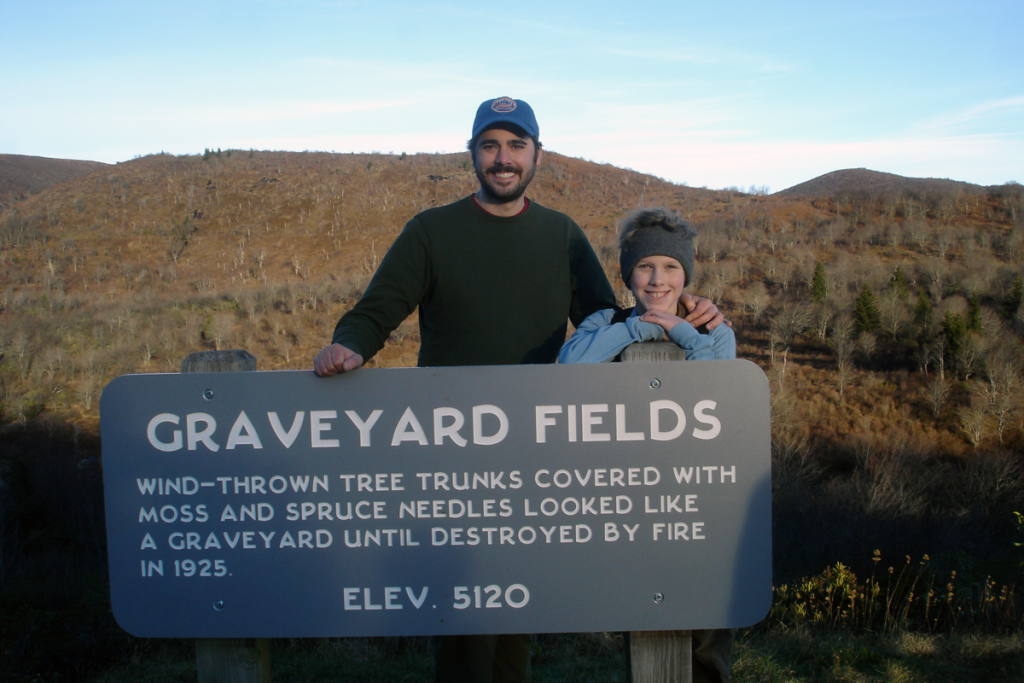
[314,97,726,682]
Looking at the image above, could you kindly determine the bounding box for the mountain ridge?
[0,153,110,207]
[3,153,1002,209]
[775,167,993,198]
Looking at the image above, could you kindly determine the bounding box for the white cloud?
[913,95,1024,133]
[563,133,1024,191]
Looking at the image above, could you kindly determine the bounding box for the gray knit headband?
[618,209,697,287]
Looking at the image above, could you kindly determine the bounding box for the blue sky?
[2,0,1021,192]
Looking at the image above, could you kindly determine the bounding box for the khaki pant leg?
[691,629,734,683]
[491,633,532,683]
[434,634,532,683]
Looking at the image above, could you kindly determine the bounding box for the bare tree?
[771,304,812,349]
[913,343,935,376]
[932,226,955,259]
[959,396,988,448]
[858,332,877,360]
[208,313,236,351]
[933,336,948,380]
[982,343,1022,443]
[880,289,909,340]
[139,331,156,367]
[10,330,33,380]
[926,375,951,417]
[921,257,948,295]
[907,220,928,251]
[990,391,1019,445]
[274,331,294,363]
[836,365,854,402]
[954,336,984,380]
[811,304,835,342]
[742,281,770,323]
[78,371,100,410]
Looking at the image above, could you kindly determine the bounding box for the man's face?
[472,128,541,204]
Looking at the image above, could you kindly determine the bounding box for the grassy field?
[82,629,1024,683]
[3,153,1023,682]
[18,551,1021,683]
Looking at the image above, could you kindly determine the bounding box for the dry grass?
[1,151,1023,683]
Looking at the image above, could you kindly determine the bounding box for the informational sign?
[100,361,771,638]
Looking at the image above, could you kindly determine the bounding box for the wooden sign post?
[622,341,693,683]
[181,350,271,683]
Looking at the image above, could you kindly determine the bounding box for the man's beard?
[475,162,537,204]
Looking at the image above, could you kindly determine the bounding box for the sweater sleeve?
[665,321,714,360]
[567,225,618,327]
[331,218,430,360]
[558,309,665,363]
[664,320,736,360]
[708,322,737,359]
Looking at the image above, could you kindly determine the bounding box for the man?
[314,97,726,682]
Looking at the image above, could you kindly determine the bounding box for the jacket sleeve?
[707,323,737,360]
[331,219,430,360]
[665,321,715,360]
[663,320,736,360]
[558,309,665,363]
[567,225,618,327]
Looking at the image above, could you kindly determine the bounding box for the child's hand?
[639,309,686,335]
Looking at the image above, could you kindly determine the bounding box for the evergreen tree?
[967,295,983,332]
[1008,274,1023,315]
[942,311,967,358]
[890,265,909,299]
[913,290,933,340]
[853,285,881,332]
[811,262,828,303]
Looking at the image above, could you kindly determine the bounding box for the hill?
[2,148,1023,680]
[0,150,1019,439]
[0,148,1021,519]
[0,149,729,317]
[775,167,987,199]
[0,153,110,207]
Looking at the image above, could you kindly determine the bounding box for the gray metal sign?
[100,361,771,638]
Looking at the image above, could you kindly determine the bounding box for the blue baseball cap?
[471,97,539,139]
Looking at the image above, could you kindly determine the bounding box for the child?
[560,206,736,682]
[558,207,735,363]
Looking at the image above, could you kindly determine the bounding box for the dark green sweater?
[332,196,616,367]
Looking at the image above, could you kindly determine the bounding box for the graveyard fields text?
[130,399,743,579]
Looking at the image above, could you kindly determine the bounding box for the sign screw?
[650,378,662,390]
[653,593,664,603]
[203,389,215,401]
[213,600,225,611]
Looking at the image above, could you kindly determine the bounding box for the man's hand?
[680,293,732,330]
[313,344,364,376]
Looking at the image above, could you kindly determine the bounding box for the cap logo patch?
[491,97,517,113]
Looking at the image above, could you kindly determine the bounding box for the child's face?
[629,255,686,314]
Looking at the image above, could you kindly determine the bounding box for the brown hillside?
[1,149,1022,465]
[2,149,1024,645]
[776,168,986,200]
[4,149,1024,683]
[0,153,110,208]
[0,149,728,308]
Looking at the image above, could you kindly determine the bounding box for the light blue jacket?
[558,308,736,363]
